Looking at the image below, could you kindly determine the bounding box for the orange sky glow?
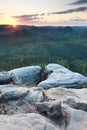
[0,0,87,26]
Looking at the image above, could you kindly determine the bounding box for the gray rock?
[38,63,87,89]
[0,113,59,130]
[66,106,87,130]
[0,84,29,101]
[9,66,42,84]
[1,105,87,130]
[0,100,36,115]
[36,100,61,118]
[0,72,12,84]
[0,86,44,114]
[24,87,44,103]
[65,96,87,112]
[0,84,44,103]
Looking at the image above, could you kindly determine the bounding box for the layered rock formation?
[0,64,87,130]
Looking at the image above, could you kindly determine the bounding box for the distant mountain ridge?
[0,25,86,36]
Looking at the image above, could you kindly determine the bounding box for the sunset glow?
[0,15,18,26]
[0,0,87,26]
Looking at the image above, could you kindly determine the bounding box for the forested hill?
[0,25,87,76]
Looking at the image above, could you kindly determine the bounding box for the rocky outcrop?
[43,87,87,130]
[0,64,87,130]
[9,66,42,84]
[1,103,87,130]
[0,113,59,130]
[0,84,43,103]
[38,63,87,89]
[0,85,87,130]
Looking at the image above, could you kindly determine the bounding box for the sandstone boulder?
[38,63,87,89]
[9,66,42,84]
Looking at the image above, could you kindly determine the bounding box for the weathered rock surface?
[0,84,44,103]
[38,64,87,89]
[65,96,87,112]
[0,72,12,84]
[9,66,42,84]
[1,103,87,130]
[36,100,61,118]
[66,106,87,130]
[24,87,44,103]
[0,84,29,101]
[44,87,87,102]
[0,100,36,115]
[0,113,59,130]
[0,64,87,130]
[0,84,44,115]
[0,86,87,130]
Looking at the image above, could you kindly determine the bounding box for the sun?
[9,17,18,28]
[12,23,17,28]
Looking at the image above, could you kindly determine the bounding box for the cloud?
[49,6,87,15]
[69,0,87,5]
[12,13,46,21]
[48,18,87,26]
[40,13,45,16]
[12,13,46,23]
[12,14,40,21]
[69,16,87,22]
[12,13,46,25]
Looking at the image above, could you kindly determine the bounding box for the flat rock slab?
[0,113,59,130]
[44,87,87,102]
[0,84,29,101]
[38,64,87,89]
[9,66,42,84]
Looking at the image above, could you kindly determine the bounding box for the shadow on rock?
[36,100,71,129]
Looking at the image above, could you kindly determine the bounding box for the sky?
[0,0,87,26]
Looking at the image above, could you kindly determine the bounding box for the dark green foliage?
[0,25,87,76]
